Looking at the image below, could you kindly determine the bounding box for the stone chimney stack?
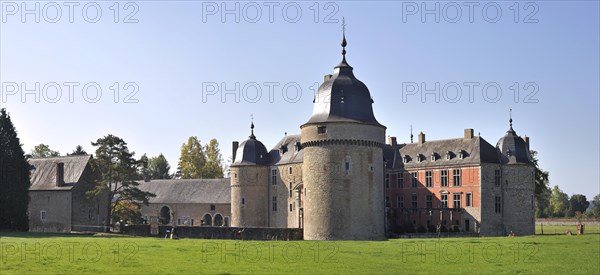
[464,128,474,139]
[232,141,239,163]
[418,132,425,144]
[56,162,64,187]
[387,136,397,146]
[522,136,530,150]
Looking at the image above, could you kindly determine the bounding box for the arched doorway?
[214,214,223,226]
[160,206,171,225]
[202,213,212,226]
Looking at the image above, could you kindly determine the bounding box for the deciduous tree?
[177,136,206,179]
[31,144,60,158]
[568,194,589,217]
[203,139,224,179]
[550,185,569,217]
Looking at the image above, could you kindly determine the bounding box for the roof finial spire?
[410,125,414,143]
[509,108,513,127]
[250,114,256,139]
[341,17,348,64]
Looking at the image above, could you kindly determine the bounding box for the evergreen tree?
[0,108,31,230]
[68,145,87,156]
[177,136,206,179]
[148,154,171,179]
[88,134,155,226]
[31,144,60,158]
[203,138,224,178]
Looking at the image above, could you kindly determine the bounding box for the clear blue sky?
[1,1,598,199]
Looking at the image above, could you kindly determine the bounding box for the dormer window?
[403,155,410,163]
[446,151,452,160]
[279,144,287,154]
[458,150,465,159]
[431,152,437,162]
[416,154,424,162]
[317,126,326,134]
[294,142,302,152]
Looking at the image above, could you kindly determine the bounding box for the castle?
[229,32,535,240]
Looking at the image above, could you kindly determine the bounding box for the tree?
[549,185,569,217]
[148,154,171,179]
[535,186,552,218]
[530,150,550,197]
[68,145,87,156]
[87,134,155,226]
[138,153,150,181]
[590,194,600,217]
[203,139,224,178]
[568,194,589,217]
[0,108,31,231]
[177,136,206,179]
[31,144,60,158]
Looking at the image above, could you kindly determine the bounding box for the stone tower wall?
[301,123,385,240]
[230,165,269,227]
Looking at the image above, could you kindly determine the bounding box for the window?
[425,171,432,187]
[288,166,292,174]
[397,173,404,188]
[242,198,245,205]
[466,192,472,207]
[458,151,464,159]
[441,170,448,187]
[494,169,501,186]
[40,210,46,222]
[345,161,350,171]
[426,195,433,208]
[385,174,390,188]
[289,183,293,197]
[397,196,404,208]
[210,204,216,211]
[385,196,391,207]
[446,151,452,160]
[431,153,436,162]
[411,172,418,188]
[453,169,461,186]
[411,194,418,208]
[271,169,277,185]
[272,196,277,211]
[495,196,502,213]
[317,126,326,134]
[440,194,448,208]
[403,155,409,163]
[290,204,293,212]
[453,193,461,209]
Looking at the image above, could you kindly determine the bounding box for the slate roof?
[396,136,500,169]
[268,134,304,165]
[28,155,92,191]
[496,126,531,164]
[136,178,230,204]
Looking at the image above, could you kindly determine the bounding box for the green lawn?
[1,231,599,274]
[536,224,600,235]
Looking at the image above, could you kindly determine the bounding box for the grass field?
[1,229,599,274]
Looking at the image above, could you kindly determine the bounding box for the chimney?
[522,136,530,150]
[418,132,425,144]
[324,74,333,81]
[232,141,239,163]
[464,128,474,139]
[56,162,64,187]
[386,136,397,146]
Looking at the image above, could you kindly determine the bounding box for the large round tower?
[300,31,386,240]
[230,123,270,227]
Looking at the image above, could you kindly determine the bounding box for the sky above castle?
[1,1,598,198]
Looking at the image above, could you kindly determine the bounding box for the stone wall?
[230,165,269,227]
[28,191,72,233]
[301,122,385,240]
[121,225,303,240]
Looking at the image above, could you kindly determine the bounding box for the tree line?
[1,107,226,230]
